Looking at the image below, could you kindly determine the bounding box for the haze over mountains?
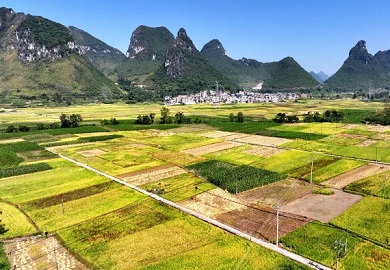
[1,6,390,103]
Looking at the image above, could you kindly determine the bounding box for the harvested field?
[222,133,251,140]
[118,165,187,186]
[217,206,310,242]
[234,135,291,146]
[245,146,286,157]
[366,125,390,132]
[281,189,362,223]
[357,139,377,146]
[4,236,88,270]
[238,179,316,207]
[0,138,25,144]
[202,131,238,138]
[180,188,245,218]
[182,141,241,155]
[78,149,107,157]
[323,163,390,188]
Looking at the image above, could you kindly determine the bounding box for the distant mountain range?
[310,71,329,83]
[1,6,389,104]
[325,40,390,91]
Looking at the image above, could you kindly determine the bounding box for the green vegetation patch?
[42,134,123,147]
[0,244,10,270]
[0,162,52,179]
[20,181,118,211]
[308,159,366,183]
[281,222,390,269]
[206,118,279,134]
[0,159,109,204]
[331,196,390,246]
[0,202,37,239]
[28,185,146,231]
[0,141,45,167]
[187,160,283,193]
[313,188,335,195]
[345,172,390,199]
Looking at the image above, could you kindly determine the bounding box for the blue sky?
[2,0,390,75]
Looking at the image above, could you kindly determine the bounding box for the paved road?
[56,153,332,270]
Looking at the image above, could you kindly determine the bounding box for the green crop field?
[331,196,390,246]
[0,159,109,203]
[0,202,37,239]
[187,160,284,193]
[345,171,390,198]
[281,222,390,269]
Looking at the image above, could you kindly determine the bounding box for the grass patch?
[0,162,52,179]
[187,160,283,193]
[281,222,390,269]
[0,202,37,239]
[331,196,390,246]
[205,118,280,134]
[313,188,335,195]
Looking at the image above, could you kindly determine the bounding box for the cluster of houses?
[164,90,307,105]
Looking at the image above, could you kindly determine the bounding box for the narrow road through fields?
[55,152,331,270]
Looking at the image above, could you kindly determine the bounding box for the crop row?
[0,162,52,179]
[42,134,124,147]
[187,160,284,193]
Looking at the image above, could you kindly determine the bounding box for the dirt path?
[323,163,390,188]
[281,189,362,223]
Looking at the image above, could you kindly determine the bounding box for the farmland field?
[0,202,36,239]
[331,196,390,246]
[1,100,390,269]
[281,222,390,269]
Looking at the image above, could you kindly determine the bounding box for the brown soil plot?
[118,165,187,186]
[245,146,286,157]
[281,189,362,223]
[182,141,241,155]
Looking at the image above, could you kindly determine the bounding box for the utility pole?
[376,147,378,162]
[310,155,314,184]
[383,175,387,199]
[275,205,280,247]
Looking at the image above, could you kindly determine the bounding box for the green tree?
[60,113,83,128]
[5,125,17,133]
[175,112,186,124]
[237,112,244,123]
[229,113,235,122]
[160,107,172,124]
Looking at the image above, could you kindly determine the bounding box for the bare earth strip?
[0,138,25,144]
[78,149,107,157]
[235,135,291,146]
[357,139,377,147]
[202,131,239,138]
[245,146,286,157]
[323,163,390,188]
[5,236,88,270]
[281,189,362,223]
[118,165,187,186]
[180,188,245,218]
[182,141,241,155]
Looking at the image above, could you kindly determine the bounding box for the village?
[164,90,307,105]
